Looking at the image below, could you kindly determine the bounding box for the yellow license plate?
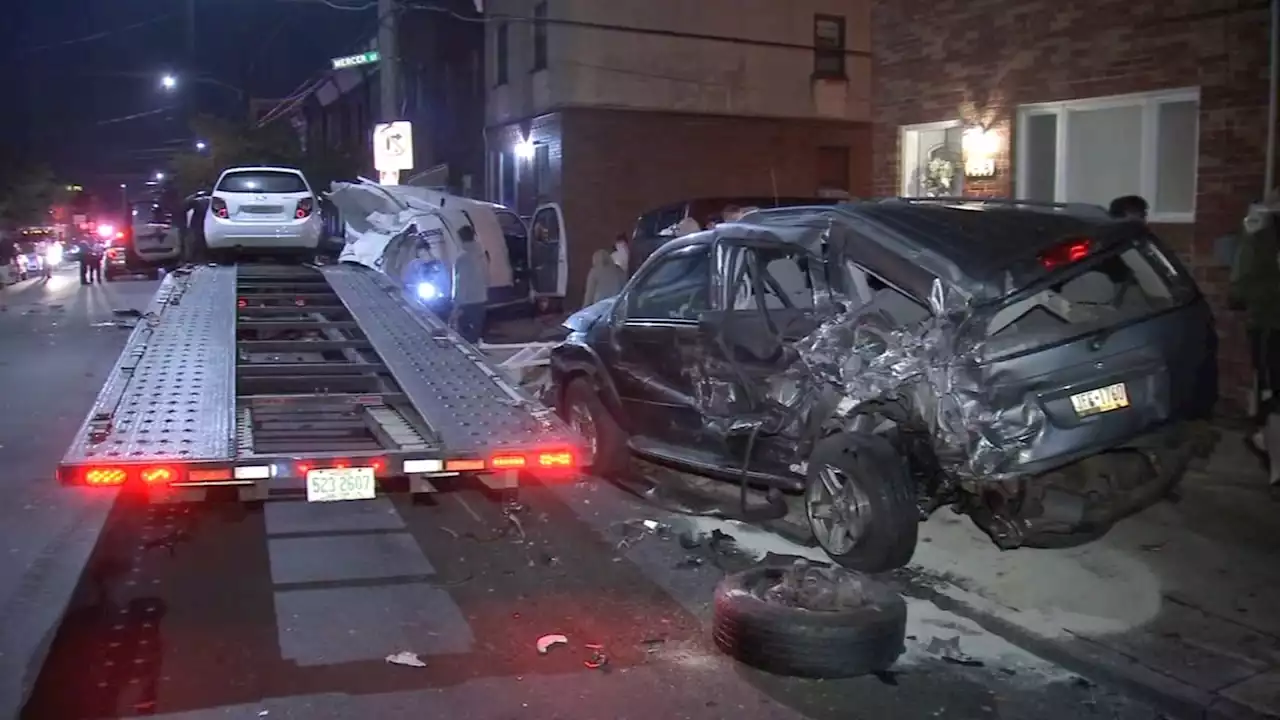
[1069,382,1130,417]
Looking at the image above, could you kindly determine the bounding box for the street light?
[160,74,177,90]
[154,172,165,182]
[195,141,207,151]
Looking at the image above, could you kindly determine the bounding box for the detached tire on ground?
[712,565,907,678]
[562,376,628,476]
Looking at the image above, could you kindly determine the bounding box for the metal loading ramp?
[61,266,239,468]
[232,264,437,461]
[321,264,575,454]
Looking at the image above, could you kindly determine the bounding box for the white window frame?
[898,120,963,197]
[1015,87,1200,224]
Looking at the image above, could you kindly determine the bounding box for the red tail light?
[84,467,127,486]
[211,197,229,219]
[537,450,576,469]
[295,197,314,219]
[489,454,527,469]
[1039,238,1092,270]
[140,466,177,485]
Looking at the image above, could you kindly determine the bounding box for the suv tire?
[804,433,918,573]
[712,564,907,678]
[562,376,628,477]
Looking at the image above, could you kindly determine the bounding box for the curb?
[895,576,1277,720]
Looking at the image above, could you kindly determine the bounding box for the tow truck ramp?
[58,263,581,502]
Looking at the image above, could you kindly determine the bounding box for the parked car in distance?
[204,166,323,258]
[550,198,1218,573]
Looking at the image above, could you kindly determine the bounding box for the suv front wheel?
[562,376,628,477]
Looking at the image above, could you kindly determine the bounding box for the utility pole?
[377,0,401,183]
[184,0,197,132]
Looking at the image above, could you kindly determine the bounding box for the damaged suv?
[550,198,1218,573]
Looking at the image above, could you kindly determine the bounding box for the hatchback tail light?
[295,197,314,219]
[211,197,229,218]
[1039,238,1093,270]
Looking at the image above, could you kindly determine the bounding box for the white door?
[527,203,567,297]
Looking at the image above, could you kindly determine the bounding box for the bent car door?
[603,244,713,442]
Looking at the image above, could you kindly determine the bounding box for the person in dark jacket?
[77,235,96,284]
[1230,199,1280,497]
[1107,195,1149,221]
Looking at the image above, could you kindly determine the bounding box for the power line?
[15,13,180,55]
[96,107,176,126]
[401,3,871,58]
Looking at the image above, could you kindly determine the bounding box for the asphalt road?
[3,268,1170,720]
[0,267,163,719]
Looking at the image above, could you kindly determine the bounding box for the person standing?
[77,235,95,284]
[450,226,488,343]
[87,237,104,284]
[583,249,626,306]
[610,233,630,277]
[1107,195,1149,221]
[1229,198,1280,497]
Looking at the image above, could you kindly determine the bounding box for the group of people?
[75,236,107,285]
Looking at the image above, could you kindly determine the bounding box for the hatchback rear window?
[986,235,1195,346]
[216,171,308,194]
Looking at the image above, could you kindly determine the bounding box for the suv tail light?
[1039,238,1092,270]
[295,197,314,219]
[211,197,229,218]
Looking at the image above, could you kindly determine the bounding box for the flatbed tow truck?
[57,262,582,502]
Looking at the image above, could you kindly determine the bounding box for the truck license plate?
[1069,382,1130,417]
[306,467,376,502]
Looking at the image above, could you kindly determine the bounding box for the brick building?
[484,0,873,307]
[872,0,1278,412]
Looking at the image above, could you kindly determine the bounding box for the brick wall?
[560,107,872,307]
[871,0,1278,414]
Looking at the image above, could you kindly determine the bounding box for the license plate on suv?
[1069,382,1130,417]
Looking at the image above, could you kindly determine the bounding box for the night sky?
[2,0,372,199]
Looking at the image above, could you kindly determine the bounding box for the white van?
[327,181,568,308]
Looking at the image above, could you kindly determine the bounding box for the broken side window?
[731,249,818,310]
[628,246,711,320]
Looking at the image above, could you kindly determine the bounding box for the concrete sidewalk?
[906,427,1280,719]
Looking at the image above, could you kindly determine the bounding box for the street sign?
[378,170,400,186]
[331,51,380,70]
[373,121,414,172]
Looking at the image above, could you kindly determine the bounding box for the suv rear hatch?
[214,170,311,223]
[973,223,1214,475]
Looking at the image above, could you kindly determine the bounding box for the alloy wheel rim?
[806,465,873,556]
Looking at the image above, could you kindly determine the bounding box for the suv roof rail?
[884,196,1111,219]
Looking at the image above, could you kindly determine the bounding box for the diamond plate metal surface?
[323,266,577,453]
[62,267,238,465]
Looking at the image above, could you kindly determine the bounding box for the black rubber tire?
[562,376,628,476]
[805,433,919,573]
[712,565,907,678]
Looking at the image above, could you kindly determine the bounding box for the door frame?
[898,119,964,197]
[526,202,568,298]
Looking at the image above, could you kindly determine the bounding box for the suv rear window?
[986,235,1194,347]
[216,171,308,194]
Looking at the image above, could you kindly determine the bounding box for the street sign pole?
[377,0,401,184]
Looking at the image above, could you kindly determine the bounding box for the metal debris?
[385,651,428,668]
[537,634,569,655]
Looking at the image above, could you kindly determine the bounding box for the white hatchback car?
[204,166,323,253]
